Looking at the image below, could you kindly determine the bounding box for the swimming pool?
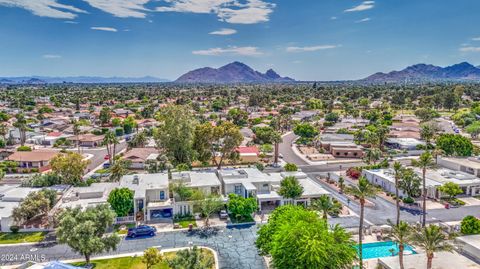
[356,241,417,259]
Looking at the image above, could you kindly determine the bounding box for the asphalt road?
[278,132,308,165]
[0,225,265,269]
[74,140,128,171]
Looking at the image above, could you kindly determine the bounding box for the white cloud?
[42,54,61,59]
[330,16,337,20]
[286,45,338,53]
[91,26,118,32]
[0,0,86,19]
[156,0,275,24]
[64,20,79,24]
[460,47,480,52]
[209,28,237,35]
[192,46,263,56]
[472,37,480,41]
[356,17,371,23]
[82,0,150,18]
[344,1,374,12]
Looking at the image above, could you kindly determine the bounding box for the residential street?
[0,225,266,269]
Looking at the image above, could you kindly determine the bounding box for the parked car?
[219,210,229,219]
[104,154,110,160]
[103,162,111,169]
[127,225,157,238]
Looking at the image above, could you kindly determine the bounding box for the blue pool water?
[356,241,417,259]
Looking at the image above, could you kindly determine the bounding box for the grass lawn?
[174,218,197,229]
[0,232,46,244]
[114,223,136,235]
[71,249,215,269]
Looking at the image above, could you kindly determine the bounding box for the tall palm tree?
[411,225,453,269]
[412,151,435,227]
[388,220,412,269]
[310,194,334,221]
[103,131,119,165]
[431,148,444,164]
[393,161,403,225]
[13,113,28,146]
[346,176,379,269]
[72,119,81,153]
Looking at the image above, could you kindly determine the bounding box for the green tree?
[412,151,435,227]
[107,188,134,217]
[155,105,196,165]
[99,107,112,125]
[142,247,163,269]
[345,177,379,269]
[393,161,403,225]
[227,108,248,126]
[461,216,480,235]
[310,194,336,221]
[293,123,319,138]
[170,182,193,202]
[278,176,304,201]
[109,159,131,182]
[256,205,356,269]
[167,246,214,269]
[123,115,136,134]
[364,147,382,165]
[103,131,119,165]
[398,168,422,199]
[13,113,28,146]
[436,134,473,156]
[227,193,257,222]
[56,204,120,264]
[193,192,223,227]
[466,121,480,139]
[12,189,57,224]
[420,122,439,145]
[388,220,413,269]
[50,152,90,186]
[411,225,454,269]
[438,182,463,200]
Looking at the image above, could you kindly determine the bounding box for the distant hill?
[0,76,169,84]
[363,62,480,83]
[175,62,295,83]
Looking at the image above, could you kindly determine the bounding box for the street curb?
[0,240,56,248]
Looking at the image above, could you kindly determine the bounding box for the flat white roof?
[379,251,480,269]
[0,201,20,218]
[441,157,480,170]
[364,169,441,187]
[298,178,330,197]
[120,173,169,199]
[457,234,480,248]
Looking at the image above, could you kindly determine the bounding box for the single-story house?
[438,156,480,177]
[386,137,425,150]
[236,146,260,163]
[60,182,119,210]
[67,134,104,147]
[377,251,480,269]
[7,150,59,172]
[123,148,159,169]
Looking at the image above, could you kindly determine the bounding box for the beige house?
[7,150,59,172]
[68,134,104,147]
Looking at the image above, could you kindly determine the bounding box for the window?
[160,191,165,200]
[234,185,242,195]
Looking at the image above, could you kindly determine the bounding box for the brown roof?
[68,134,104,142]
[123,148,158,161]
[7,150,58,162]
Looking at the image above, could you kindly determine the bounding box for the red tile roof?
[236,146,260,155]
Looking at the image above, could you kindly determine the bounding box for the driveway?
[0,225,266,269]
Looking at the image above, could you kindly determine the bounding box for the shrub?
[255,163,264,171]
[403,197,415,204]
[284,163,298,172]
[461,216,480,235]
[17,146,32,151]
[10,225,20,233]
[346,167,361,179]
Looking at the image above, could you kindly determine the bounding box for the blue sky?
[1,0,480,81]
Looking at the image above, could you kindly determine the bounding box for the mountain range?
[0,76,169,84]
[363,62,480,83]
[175,61,295,83]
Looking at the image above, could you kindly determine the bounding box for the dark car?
[127,225,157,238]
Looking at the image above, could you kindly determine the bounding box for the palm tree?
[388,220,412,269]
[109,159,131,182]
[393,161,403,225]
[364,147,381,165]
[103,131,119,165]
[72,119,81,153]
[310,194,334,221]
[431,148,444,164]
[412,151,435,227]
[411,225,453,269]
[13,113,28,146]
[345,176,379,269]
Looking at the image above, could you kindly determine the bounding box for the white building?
[217,168,330,211]
[438,156,480,177]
